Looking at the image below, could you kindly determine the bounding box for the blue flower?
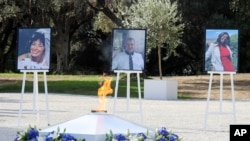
[157,127,169,137]
[28,127,39,139]
[114,133,127,141]
[45,137,53,141]
[45,131,55,141]
[61,133,77,141]
[15,126,85,141]
[167,134,179,141]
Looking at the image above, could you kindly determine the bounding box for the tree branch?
[86,0,123,27]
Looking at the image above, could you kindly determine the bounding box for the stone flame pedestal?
[40,112,152,141]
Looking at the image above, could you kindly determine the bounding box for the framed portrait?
[17,27,52,70]
[111,28,147,71]
[204,29,239,72]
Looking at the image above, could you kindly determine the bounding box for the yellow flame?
[96,77,113,111]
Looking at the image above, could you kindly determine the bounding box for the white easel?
[18,70,50,127]
[112,70,143,123]
[204,71,236,128]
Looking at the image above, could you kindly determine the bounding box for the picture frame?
[204,29,239,72]
[111,28,147,71]
[17,27,52,70]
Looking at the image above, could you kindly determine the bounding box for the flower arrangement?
[15,126,181,141]
[14,125,85,141]
[105,127,182,141]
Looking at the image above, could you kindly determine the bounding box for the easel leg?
[204,72,213,128]
[113,72,120,114]
[204,71,237,129]
[18,70,49,127]
[219,73,223,112]
[33,71,40,124]
[112,71,143,124]
[230,73,236,123]
[126,73,131,112]
[18,71,27,127]
[137,73,143,123]
[43,71,50,125]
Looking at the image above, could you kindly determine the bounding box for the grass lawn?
[0,73,144,98]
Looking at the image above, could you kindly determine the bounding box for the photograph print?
[111,28,146,71]
[205,29,239,72]
[17,27,51,70]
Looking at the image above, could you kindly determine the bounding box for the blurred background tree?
[0,0,249,75]
[121,0,184,79]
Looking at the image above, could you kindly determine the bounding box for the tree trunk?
[0,49,4,72]
[54,32,70,74]
[0,19,14,72]
[158,45,162,80]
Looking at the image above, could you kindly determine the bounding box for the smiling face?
[30,39,45,62]
[217,32,230,46]
[124,38,135,54]
[220,34,229,45]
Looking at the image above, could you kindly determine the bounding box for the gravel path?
[1,93,250,141]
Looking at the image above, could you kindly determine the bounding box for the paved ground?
[0,93,250,141]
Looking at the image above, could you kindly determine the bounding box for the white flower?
[47,131,60,139]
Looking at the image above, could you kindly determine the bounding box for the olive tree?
[121,0,184,79]
[93,0,184,78]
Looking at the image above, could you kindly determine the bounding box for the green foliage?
[230,0,250,72]
[206,13,236,28]
[230,34,239,69]
[93,12,117,33]
[117,0,184,78]
[105,127,182,141]
[94,0,184,77]
[121,0,184,59]
[2,0,250,74]
[15,125,85,141]
[94,0,184,58]
[0,0,21,19]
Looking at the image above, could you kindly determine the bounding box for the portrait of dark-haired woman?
[205,32,235,71]
[18,29,50,70]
